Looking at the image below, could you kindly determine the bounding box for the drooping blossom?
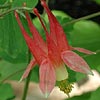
[15,0,95,98]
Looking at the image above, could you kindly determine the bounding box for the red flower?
[15,0,95,97]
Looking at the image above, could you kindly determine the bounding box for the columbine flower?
[15,0,95,98]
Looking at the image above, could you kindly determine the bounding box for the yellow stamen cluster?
[58,79,74,97]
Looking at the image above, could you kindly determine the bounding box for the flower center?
[58,79,74,97]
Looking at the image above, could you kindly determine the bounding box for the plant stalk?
[63,11,100,26]
[0,7,32,17]
[0,4,11,9]
[22,50,32,100]
[22,70,32,100]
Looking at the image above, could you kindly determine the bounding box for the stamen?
[58,79,74,98]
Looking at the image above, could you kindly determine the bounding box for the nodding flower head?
[15,0,95,98]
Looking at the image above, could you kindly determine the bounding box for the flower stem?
[22,50,32,100]
[22,70,32,100]
[63,11,100,26]
[0,3,11,9]
[0,7,32,17]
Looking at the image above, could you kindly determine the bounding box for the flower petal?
[41,0,70,51]
[72,47,96,54]
[39,59,56,98]
[61,51,93,75]
[55,63,68,81]
[19,58,36,82]
[25,12,47,53]
[15,11,33,43]
[15,11,47,64]
[33,8,61,64]
[15,11,37,55]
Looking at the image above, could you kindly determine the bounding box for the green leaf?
[0,60,39,82]
[84,52,100,71]
[67,92,91,100]
[96,64,100,72]
[0,83,15,100]
[52,10,70,18]
[0,0,7,5]
[0,13,28,63]
[12,0,38,8]
[0,60,27,81]
[0,73,2,77]
[71,20,100,49]
[93,0,100,4]
[67,68,76,82]
[30,65,39,83]
[75,72,86,82]
[89,88,100,100]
